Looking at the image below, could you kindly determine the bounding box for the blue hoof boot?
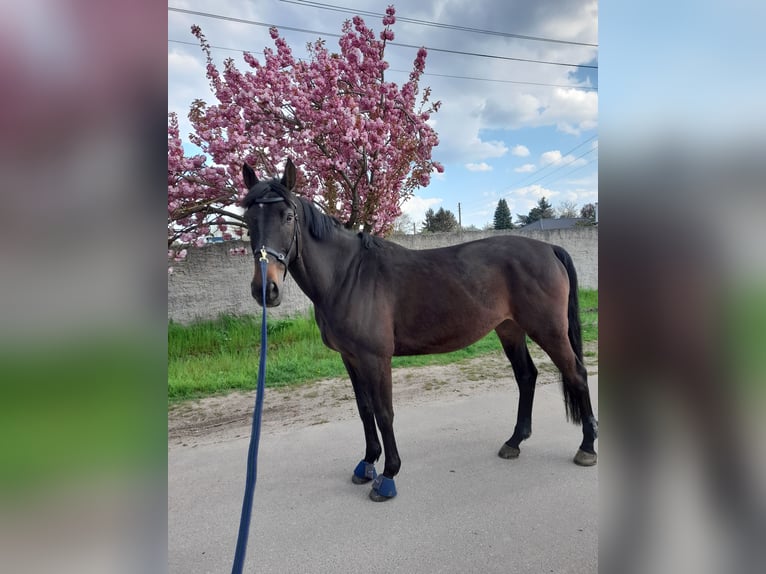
[352,460,377,484]
[369,475,397,501]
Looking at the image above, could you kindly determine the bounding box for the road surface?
[169,376,598,573]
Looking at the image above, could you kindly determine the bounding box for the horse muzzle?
[251,261,284,307]
[251,277,282,307]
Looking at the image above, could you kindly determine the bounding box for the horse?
[241,158,598,501]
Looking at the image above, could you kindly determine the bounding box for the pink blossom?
[168,5,442,250]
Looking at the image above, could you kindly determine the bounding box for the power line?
[510,135,597,188]
[168,39,597,92]
[514,155,598,198]
[392,39,595,69]
[168,7,597,70]
[279,0,598,47]
[169,39,264,55]
[408,70,596,91]
[545,155,599,184]
[513,144,598,190]
[453,139,599,217]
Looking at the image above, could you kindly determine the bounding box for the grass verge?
[169,289,598,402]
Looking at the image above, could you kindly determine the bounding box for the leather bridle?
[249,195,301,279]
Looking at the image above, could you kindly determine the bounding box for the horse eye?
[285,213,294,222]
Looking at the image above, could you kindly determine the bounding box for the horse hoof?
[369,476,397,501]
[573,449,597,466]
[352,460,377,484]
[369,490,394,502]
[498,443,520,459]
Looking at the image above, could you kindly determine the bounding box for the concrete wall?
[168,227,597,325]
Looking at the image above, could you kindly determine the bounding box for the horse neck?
[288,224,360,307]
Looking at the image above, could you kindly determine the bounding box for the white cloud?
[566,172,598,187]
[568,189,599,203]
[168,49,204,77]
[401,195,442,224]
[431,98,509,162]
[511,145,530,157]
[465,162,492,172]
[512,184,559,200]
[562,191,580,202]
[545,88,598,135]
[540,150,564,166]
[476,86,598,135]
[540,150,588,168]
[167,0,598,230]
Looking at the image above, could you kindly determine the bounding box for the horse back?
[373,235,570,356]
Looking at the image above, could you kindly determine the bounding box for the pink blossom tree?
[168,5,443,257]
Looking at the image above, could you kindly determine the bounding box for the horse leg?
[344,353,400,501]
[495,320,538,459]
[342,356,382,485]
[533,331,598,466]
[569,356,598,466]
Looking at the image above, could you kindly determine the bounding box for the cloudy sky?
[168,0,598,229]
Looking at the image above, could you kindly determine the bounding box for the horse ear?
[242,163,258,190]
[281,158,296,191]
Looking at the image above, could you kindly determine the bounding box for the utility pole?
[458,202,462,230]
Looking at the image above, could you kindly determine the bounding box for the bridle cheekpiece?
[249,192,301,279]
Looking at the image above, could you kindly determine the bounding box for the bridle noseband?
[250,194,301,279]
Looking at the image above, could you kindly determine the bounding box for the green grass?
[168,289,598,402]
[726,284,766,396]
[579,288,599,343]
[2,336,165,497]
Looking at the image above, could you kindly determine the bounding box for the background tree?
[391,212,415,235]
[556,200,579,219]
[493,199,513,229]
[580,202,596,221]
[422,207,458,232]
[168,6,443,258]
[516,196,555,225]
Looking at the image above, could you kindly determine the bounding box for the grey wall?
[168,227,597,325]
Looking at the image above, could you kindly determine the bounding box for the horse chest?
[314,313,349,353]
[315,308,390,356]
[317,324,342,352]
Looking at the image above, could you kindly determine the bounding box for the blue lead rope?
[231,252,269,574]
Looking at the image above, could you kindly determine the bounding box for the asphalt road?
[169,377,598,573]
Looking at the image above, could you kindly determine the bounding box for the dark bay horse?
[242,159,597,501]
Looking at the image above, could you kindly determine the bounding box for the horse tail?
[553,245,585,423]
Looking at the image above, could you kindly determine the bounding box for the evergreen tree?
[517,196,555,225]
[422,207,458,232]
[493,199,513,229]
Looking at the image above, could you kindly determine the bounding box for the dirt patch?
[168,343,598,448]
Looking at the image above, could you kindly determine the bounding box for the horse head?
[241,158,301,307]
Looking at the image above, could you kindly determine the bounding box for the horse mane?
[293,197,337,240]
[358,232,385,249]
[301,198,389,250]
[242,181,385,250]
